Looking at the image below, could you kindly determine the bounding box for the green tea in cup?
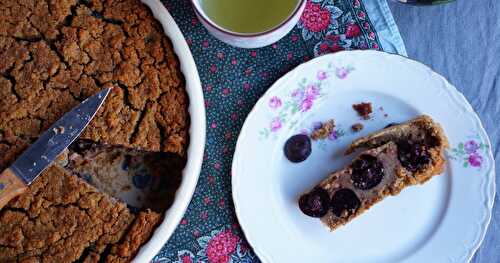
[200,0,299,34]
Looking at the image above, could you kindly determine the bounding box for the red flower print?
[353,0,361,8]
[300,1,331,33]
[181,254,193,263]
[208,175,215,184]
[368,31,376,40]
[345,24,361,38]
[372,42,379,49]
[325,34,340,42]
[357,11,366,19]
[319,42,329,52]
[200,211,208,220]
[329,43,343,53]
[218,198,225,208]
[314,32,345,56]
[205,230,240,263]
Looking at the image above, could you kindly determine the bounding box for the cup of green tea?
[191,0,307,48]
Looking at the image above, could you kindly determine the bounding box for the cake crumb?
[351,123,364,132]
[311,120,335,140]
[352,102,373,119]
[53,126,65,134]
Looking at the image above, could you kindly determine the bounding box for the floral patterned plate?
[232,50,495,263]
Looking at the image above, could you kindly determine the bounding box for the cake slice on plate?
[298,115,449,230]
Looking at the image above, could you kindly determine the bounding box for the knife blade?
[0,87,112,208]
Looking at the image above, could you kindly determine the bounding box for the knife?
[0,87,112,209]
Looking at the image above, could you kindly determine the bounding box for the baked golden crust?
[105,210,162,263]
[302,115,449,231]
[0,166,162,263]
[0,0,188,155]
[0,0,184,262]
[346,115,449,154]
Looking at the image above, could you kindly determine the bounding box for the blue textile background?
[389,0,499,262]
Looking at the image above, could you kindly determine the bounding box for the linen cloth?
[389,1,500,262]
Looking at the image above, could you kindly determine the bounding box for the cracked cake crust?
[0,0,189,155]
[0,0,187,262]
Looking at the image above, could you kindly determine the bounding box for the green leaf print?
[463,161,469,168]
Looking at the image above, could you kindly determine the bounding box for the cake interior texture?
[299,115,449,230]
[0,0,189,262]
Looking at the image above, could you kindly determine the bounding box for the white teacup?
[191,0,307,49]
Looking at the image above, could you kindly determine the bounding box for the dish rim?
[133,1,206,262]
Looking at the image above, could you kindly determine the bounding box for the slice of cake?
[298,115,449,230]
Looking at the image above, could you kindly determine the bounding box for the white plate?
[233,50,495,263]
[133,1,206,262]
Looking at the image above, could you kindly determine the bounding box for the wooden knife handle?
[0,168,27,209]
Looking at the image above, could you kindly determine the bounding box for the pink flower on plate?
[205,230,240,263]
[317,70,328,80]
[464,140,480,154]
[328,130,338,140]
[269,96,282,109]
[300,1,331,33]
[304,84,320,98]
[291,89,303,98]
[468,153,483,167]
[300,98,314,112]
[335,67,349,79]
[270,117,282,132]
[353,0,361,8]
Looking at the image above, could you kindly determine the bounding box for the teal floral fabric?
[154,0,383,262]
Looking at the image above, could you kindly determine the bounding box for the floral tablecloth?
[154,0,405,262]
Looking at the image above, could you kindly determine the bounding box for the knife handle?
[0,168,27,209]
